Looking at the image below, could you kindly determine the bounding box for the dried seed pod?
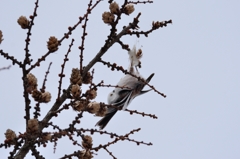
[82,135,93,149]
[41,91,51,103]
[95,104,107,117]
[109,1,119,14]
[27,119,39,134]
[17,16,29,29]
[86,89,97,100]
[32,89,51,103]
[47,36,58,52]
[5,129,16,140]
[71,84,82,98]
[32,89,42,102]
[87,102,100,114]
[70,68,82,85]
[72,99,88,112]
[26,73,38,93]
[102,12,115,24]
[124,4,135,15]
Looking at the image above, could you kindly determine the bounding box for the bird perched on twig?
[96,45,154,129]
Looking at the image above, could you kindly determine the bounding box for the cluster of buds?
[17,16,29,29]
[5,129,16,144]
[101,1,119,24]
[27,119,39,134]
[70,68,82,85]
[87,102,107,117]
[72,99,89,112]
[82,135,93,149]
[47,36,58,52]
[32,90,51,103]
[71,84,82,98]
[0,30,3,44]
[80,150,93,159]
[102,2,135,24]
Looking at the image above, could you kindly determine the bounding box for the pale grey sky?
[0,0,239,159]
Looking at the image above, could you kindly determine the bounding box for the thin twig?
[82,13,141,77]
[99,59,167,97]
[57,39,75,101]
[27,1,102,73]
[40,62,52,93]
[104,147,117,159]
[24,0,39,66]
[128,0,153,5]
[0,50,23,67]
[79,0,92,73]
[0,65,11,71]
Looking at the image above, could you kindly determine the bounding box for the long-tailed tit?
[96,45,154,129]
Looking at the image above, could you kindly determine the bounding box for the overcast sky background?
[0,0,240,159]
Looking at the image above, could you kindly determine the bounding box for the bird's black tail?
[96,110,118,130]
[146,73,154,83]
[139,73,154,95]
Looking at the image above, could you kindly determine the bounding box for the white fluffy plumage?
[96,45,154,129]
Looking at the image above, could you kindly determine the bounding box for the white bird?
[96,45,154,129]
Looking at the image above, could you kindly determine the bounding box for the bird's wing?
[122,91,133,110]
[107,89,132,113]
